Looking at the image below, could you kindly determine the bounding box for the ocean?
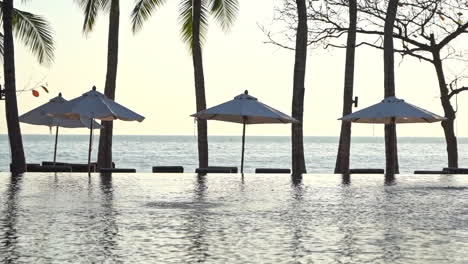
[1,173,467,263]
[2,137,468,262]
[1,135,467,173]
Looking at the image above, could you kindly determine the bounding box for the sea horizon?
[5,134,468,139]
[1,134,467,174]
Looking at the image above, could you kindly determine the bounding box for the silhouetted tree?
[75,0,120,170]
[307,0,468,168]
[131,0,239,168]
[383,0,399,174]
[291,0,308,175]
[274,0,468,169]
[1,0,54,173]
[334,0,357,173]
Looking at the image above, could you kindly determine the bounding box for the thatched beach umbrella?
[19,93,101,164]
[339,96,445,173]
[192,90,298,173]
[47,86,144,172]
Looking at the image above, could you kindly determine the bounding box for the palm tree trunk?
[3,0,26,174]
[334,0,357,174]
[383,0,399,174]
[291,0,308,175]
[430,41,458,168]
[97,0,120,170]
[192,0,209,168]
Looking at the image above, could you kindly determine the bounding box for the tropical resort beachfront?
[1,0,468,263]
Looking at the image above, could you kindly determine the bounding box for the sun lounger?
[10,163,46,172]
[91,162,116,168]
[255,168,291,174]
[45,162,94,172]
[196,167,233,174]
[68,163,96,172]
[414,170,449,174]
[42,161,69,166]
[208,166,238,173]
[152,166,184,173]
[28,165,72,172]
[43,161,116,169]
[26,163,41,170]
[349,169,384,174]
[100,168,136,173]
[442,168,468,174]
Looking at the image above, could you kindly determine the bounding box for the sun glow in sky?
[2,0,467,137]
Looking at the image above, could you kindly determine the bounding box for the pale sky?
[2,0,467,137]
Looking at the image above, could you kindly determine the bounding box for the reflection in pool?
[0,173,467,263]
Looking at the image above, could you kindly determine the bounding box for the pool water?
[0,173,467,263]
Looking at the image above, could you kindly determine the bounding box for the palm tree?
[75,0,120,170]
[131,0,239,169]
[383,0,399,174]
[334,0,357,174]
[291,0,307,175]
[1,0,54,174]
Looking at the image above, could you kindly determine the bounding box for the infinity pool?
[0,173,467,263]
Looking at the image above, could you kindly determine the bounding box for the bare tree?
[334,0,357,173]
[271,0,468,169]
[292,0,308,175]
[322,0,468,168]
[383,0,399,174]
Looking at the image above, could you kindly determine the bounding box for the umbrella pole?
[88,119,94,174]
[53,126,59,165]
[241,117,246,174]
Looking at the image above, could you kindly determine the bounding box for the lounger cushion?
[349,169,384,174]
[152,166,184,173]
[443,168,468,174]
[255,168,291,174]
[100,168,136,173]
[196,167,232,173]
[414,170,449,174]
[28,165,72,172]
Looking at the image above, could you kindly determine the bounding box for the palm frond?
[74,0,101,34]
[131,0,166,33]
[178,0,209,50]
[101,0,112,12]
[11,8,55,65]
[209,0,238,31]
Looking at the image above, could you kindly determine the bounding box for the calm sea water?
[0,173,467,263]
[1,135,468,173]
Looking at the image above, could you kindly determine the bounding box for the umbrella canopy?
[46,86,144,173]
[191,91,298,124]
[19,93,102,164]
[48,87,145,122]
[339,96,446,124]
[19,93,101,128]
[338,96,445,175]
[192,90,297,173]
